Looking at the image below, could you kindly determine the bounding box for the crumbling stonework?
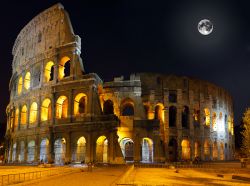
[5,4,234,164]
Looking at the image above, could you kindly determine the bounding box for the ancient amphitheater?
[5,4,235,164]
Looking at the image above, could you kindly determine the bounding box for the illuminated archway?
[56,96,68,119]
[121,98,134,116]
[74,93,87,115]
[181,139,191,160]
[154,104,164,122]
[194,141,201,158]
[41,99,51,121]
[220,142,224,160]
[44,61,55,82]
[14,108,19,127]
[19,141,25,162]
[54,138,66,164]
[29,102,37,124]
[141,138,153,163]
[58,56,71,80]
[72,137,86,163]
[24,72,31,90]
[27,140,35,162]
[12,143,16,162]
[40,138,49,163]
[21,105,27,125]
[213,142,218,160]
[204,108,210,126]
[120,138,134,161]
[18,77,23,95]
[96,136,108,163]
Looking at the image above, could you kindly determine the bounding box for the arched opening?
[141,138,153,163]
[96,136,108,163]
[54,138,66,165]
[204,108,210,126]
[18,77,23,95]
[27,140,35,162]
[72,137,86,163]
[74,93,87,115]
[24,72,31,90]
[40,139,49,163]
[194,142,201,158]
[169,106,177,127]
[44,61,55,82]
[121,103,134,116]
[19,141,25,162]
[41,99,52,121]
[21,105,27,125]
[181,139,191,160]
[213,142,218,160]
[103,100,114,115]
[154,104,164,122]
[204,140,210,160]
[220,142,224,160]
[168,138,177,162]
[29,102,37,124]
[120,138,134,161]
[58,56,71,80]
[212,112,217,130]
[182,106,189,128]
[56,96,68,119]
[14,108,19,127]
[12,143,16,162]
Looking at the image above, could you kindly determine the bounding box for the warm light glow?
[194,142,200,157]
[181,139,190,160]
[96,136,108,163]
[213,142,218,160]
[228,116,234,135]
[41,99,51,121]
[21,105,27,125]
[15,109,19,127]
[18,77,23,95]
[44,61,54,82]
[204,108,210,126]
[56,96,68,119]
[204,140,210,156]
[155,104,164,122]
[29,102,37,124]
[74,93,87,115]
[24,72,31,90]
[58,56,70,80]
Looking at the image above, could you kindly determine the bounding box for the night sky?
[0,0,250,126]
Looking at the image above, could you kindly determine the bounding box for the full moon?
[198,19,213,35]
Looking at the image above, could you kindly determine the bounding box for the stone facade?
[5,4,235,164]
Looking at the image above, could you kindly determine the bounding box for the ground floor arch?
[12,143,16,162]
[54,138,66,165]
[96,136,108,163]
[169,138,178,162]
[213,142,218,160]
[181,139,191,160]
[194,141,201,158]
[141,138,153,163]
[220,142,224,160]
[204,140,210,160]
[19,141,25,162]
[40,138,49,163]
[72,136,86,163]
[27,140,35,162]
[120,138,134,161]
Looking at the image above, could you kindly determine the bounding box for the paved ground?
[24,167,125,186]
[0,162,250,186]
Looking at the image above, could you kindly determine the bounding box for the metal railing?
[0,168,76,186]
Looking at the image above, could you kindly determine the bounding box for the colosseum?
[5,4,235,165]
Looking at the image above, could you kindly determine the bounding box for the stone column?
[35,136,40,162]
[85,133,91,163]
[65,132,72,163]
[24,138,28,162]
[133,132,141,163]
